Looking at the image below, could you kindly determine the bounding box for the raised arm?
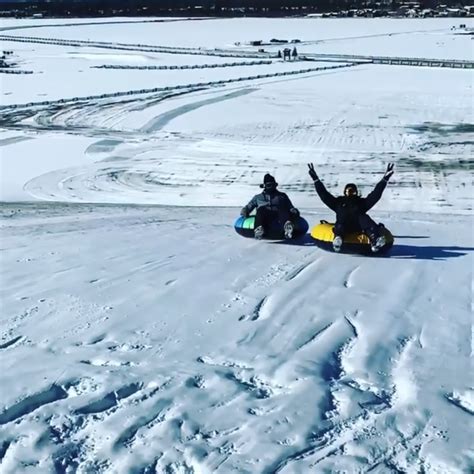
[363,163,394,211]
[307,163,337,212]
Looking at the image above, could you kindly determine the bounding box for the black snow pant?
[255,207,296,231]
[333,214,380,240]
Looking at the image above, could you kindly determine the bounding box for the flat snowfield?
[1,17,473,473]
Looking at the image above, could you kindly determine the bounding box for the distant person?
[307,163,395,252]
[292,47,298,59]
[241,174,300,240]
[277,49,282,59]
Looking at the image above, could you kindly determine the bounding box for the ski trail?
[343,265,360,288]
[0,384,68,425]
[0,336,23,349]
[239,296,268,322]
[140,88,257,132]
[295,322,334,352]
[74,383,143,415]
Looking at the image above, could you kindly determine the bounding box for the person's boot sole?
[371,236,386,252]
[254,226,264,240]
[284,223,294,239]
[333,236,343,252]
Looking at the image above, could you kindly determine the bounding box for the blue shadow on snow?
[383,244,474,261]
[269,234,473,260]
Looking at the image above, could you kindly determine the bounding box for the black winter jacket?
[314,179,387,223]
[243,190,297,215]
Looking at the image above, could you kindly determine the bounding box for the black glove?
[383,163,395,182]
[290,208,300,217]
[240,207,249,218]
[307,163,319,182]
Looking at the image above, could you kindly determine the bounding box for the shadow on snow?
[268,234,318,247]
[392,235,430,239]
[385,244,474,260]
[269,234,473,260]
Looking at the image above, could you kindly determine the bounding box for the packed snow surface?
[0,17,473,473]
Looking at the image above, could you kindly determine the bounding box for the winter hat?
[344,183,358,195]
[260,173,278,189]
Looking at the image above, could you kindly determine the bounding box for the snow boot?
[283,221,295,240]
[371,235,386,253]
[254,225,265,240]
[332,235,343,252]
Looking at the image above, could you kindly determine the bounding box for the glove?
[307,163,319,182]
[290,208,300,217]
[240,207,249,218]
[383,163,395,182]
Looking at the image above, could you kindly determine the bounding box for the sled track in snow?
[17,93,471,209]
[0,63,356,114]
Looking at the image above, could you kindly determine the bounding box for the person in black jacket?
[241,173,300,240]
[307,163,394,252]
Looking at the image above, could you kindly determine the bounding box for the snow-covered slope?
[0,17,472,473]
[1,204,472,472]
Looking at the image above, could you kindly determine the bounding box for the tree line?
[0,0,464,17]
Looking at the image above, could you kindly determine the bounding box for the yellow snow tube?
[310,221,394,254]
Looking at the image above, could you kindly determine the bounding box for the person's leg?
[283,211,295,239]
[254,208,278,238]
[280,210,300,239]
[359,214,385,251]
[332,221,345,252]
[289,212,299,225]
[358,214,380,239]
[254,207,268,239]
[264,209,280,228]
[333,221,345,238]
[254,206,267,229]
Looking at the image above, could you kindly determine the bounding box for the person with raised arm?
[307,163,394,252]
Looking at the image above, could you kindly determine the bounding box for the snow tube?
[310,221,394,254]
[234,215,309,240]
